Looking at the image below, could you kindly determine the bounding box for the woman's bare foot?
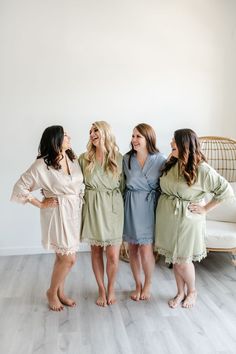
[96,289,107,307]
[140,283,151,300]
[58,292,76,307]
[107,289,117,305]
[182,291,197,308]
[168,293,185,309]
[130,284,142,301]
[46,289,64,311]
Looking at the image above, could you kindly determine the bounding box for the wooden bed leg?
[231,253,236,266]
[154,252,159,263]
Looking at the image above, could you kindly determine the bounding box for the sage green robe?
[155,162,234,264]
[79,153,124,247]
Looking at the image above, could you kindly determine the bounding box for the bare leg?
[175,263,197,308]
[57,254,77,307]
[106,245,120,305]
[128,244,142,301]
[139,244,155,300]
[168,264,186,309]
[91,246,107,307]
[47,253,76,311]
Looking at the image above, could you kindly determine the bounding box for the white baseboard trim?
[0,243,90,256]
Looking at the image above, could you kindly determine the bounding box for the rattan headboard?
[199,136,236,182]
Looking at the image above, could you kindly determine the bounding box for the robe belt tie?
[146,189,157,202]
[86,187,120,213]
[161,193,202,215]
[44,192,84,208]
[126,188,157,204]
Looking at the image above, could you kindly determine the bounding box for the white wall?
[1,0,236,255]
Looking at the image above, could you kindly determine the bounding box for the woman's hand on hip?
[40,198,58,209]
[188,203,206,215]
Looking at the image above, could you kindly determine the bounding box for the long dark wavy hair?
[37,125,76,170]
[127,123,159,169]
[162,128,206,186]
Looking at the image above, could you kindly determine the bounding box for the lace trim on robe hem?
[82,238,122,247]
[155,247,207,264]
[45,244,79,255]
[123,238,153,245]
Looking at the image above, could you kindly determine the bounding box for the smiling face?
[90,125,101,148]
[171,137,179,158]
[131,128,147,153]
[61,131,71,151]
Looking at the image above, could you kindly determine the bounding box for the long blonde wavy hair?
[84,121,119,175]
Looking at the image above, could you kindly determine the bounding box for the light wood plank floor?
[0,252,235,354]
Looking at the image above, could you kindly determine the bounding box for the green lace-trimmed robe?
[79,153,124,247]
[155,162,234,264]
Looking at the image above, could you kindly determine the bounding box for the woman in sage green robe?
[79,121,124,307]
[79,153,123,246]
[155,129,234,310]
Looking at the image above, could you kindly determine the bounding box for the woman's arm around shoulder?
[157,152,167,167]
[78,153,86,172]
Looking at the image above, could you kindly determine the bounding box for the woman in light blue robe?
[123,123,166,301]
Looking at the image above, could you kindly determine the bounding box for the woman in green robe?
[155,129,234,309]
[79,121,123,307]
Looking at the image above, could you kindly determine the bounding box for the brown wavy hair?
[127,123,159,169]
[162,128,206,186]
[37,125,76,170]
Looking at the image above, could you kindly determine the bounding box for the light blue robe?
[123,152,166,244]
